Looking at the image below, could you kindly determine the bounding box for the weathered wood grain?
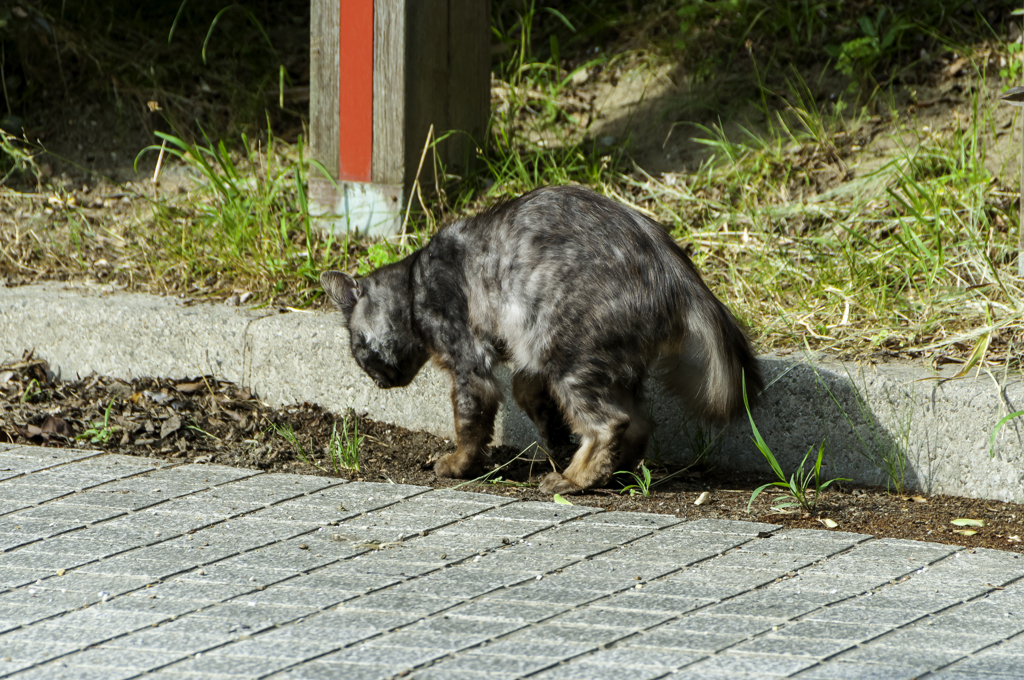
[310,0,340,179]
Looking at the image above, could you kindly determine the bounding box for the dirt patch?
[2,352,1022,554]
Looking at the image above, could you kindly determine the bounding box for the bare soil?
[2,353,1022,555]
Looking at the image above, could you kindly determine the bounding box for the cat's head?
[321,266,429,389]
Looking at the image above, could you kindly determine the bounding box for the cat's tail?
[662,295,763,423]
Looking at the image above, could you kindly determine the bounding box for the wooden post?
[309,0,490,238]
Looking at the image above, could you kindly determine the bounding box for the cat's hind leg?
[538,379,650,494]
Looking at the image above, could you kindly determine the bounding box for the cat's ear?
[320,271,361,316]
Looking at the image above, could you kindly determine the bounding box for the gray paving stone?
[511,537,620,559]
[835,645,964,667]
[917,611,1024,637]
[436,517,557,539]
[539,524,654,546]
[770,620,894,642]
[667,615,780,636]
[317,643,448,667]
[190,601,310,627]
[668,566,780,590]
[469,550,581,574]
[482,583,609,607]
[683,651,818,676]
[1,588,104,610]
[240,587,358,609]
[874,627,1005,652]
[943,653,1024,676]
[444,599,570,623]
[675,519,782,536]
[729,635,856,658]
[0,640,82,665]
[923,672,1024,680]
[0,550,95,572]
[622,630,748,652]
[705,591,840,619]
[769,573,890,596]
[774,528,872,543]
[174,563,297,587]
[300,608,421,632]
[1,622,112,647]
[504,623,633,647]
[354,630,477,653]
[341,591,462,616]
[638,580,749,601]
[547,606,676,631]
[291,483,430,514]
[268,662,397,680]
[427,653,557,676]
[576,647,702,669]
[96,629,236,652]
[56,646,183,670]
[162,655,297,677]
[206,636,340,660]
[481,501,598,523]
[794,661,933,679]
[576,511,681,529]
[805,605,929,626]
[532,664,669,680]
[405,614,525,640]
[465,638,597,659]
[708,551,818,571]
[5,662,140,680]
[595,592,710,615]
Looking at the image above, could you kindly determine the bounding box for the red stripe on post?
[338,0,374,182]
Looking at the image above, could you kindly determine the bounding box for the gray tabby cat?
[321,185,762,494]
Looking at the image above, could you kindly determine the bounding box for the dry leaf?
[694,491,711,506]
[160,415,181,440]
[818,518,838,529]
[910,496,927,504]
[953,529,978,536]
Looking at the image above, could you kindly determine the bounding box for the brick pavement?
[0,443,1022,679]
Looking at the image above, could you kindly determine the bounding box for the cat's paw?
[433,452,479,479]
[539,471,582,495]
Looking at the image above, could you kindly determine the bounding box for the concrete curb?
[2,283,1023,502]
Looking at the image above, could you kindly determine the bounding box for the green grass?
[3,1,1023,357]
[327,416,363,473]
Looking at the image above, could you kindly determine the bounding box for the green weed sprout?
[77,399,121,445]
[328,416,362,473]
[742,374,848,513]
[616,463,653,497]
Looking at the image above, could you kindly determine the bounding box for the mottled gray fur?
[321,185,762,493]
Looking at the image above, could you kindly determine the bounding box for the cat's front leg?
[433,369,501,479]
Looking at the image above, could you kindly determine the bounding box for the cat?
[321,185,762,494]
